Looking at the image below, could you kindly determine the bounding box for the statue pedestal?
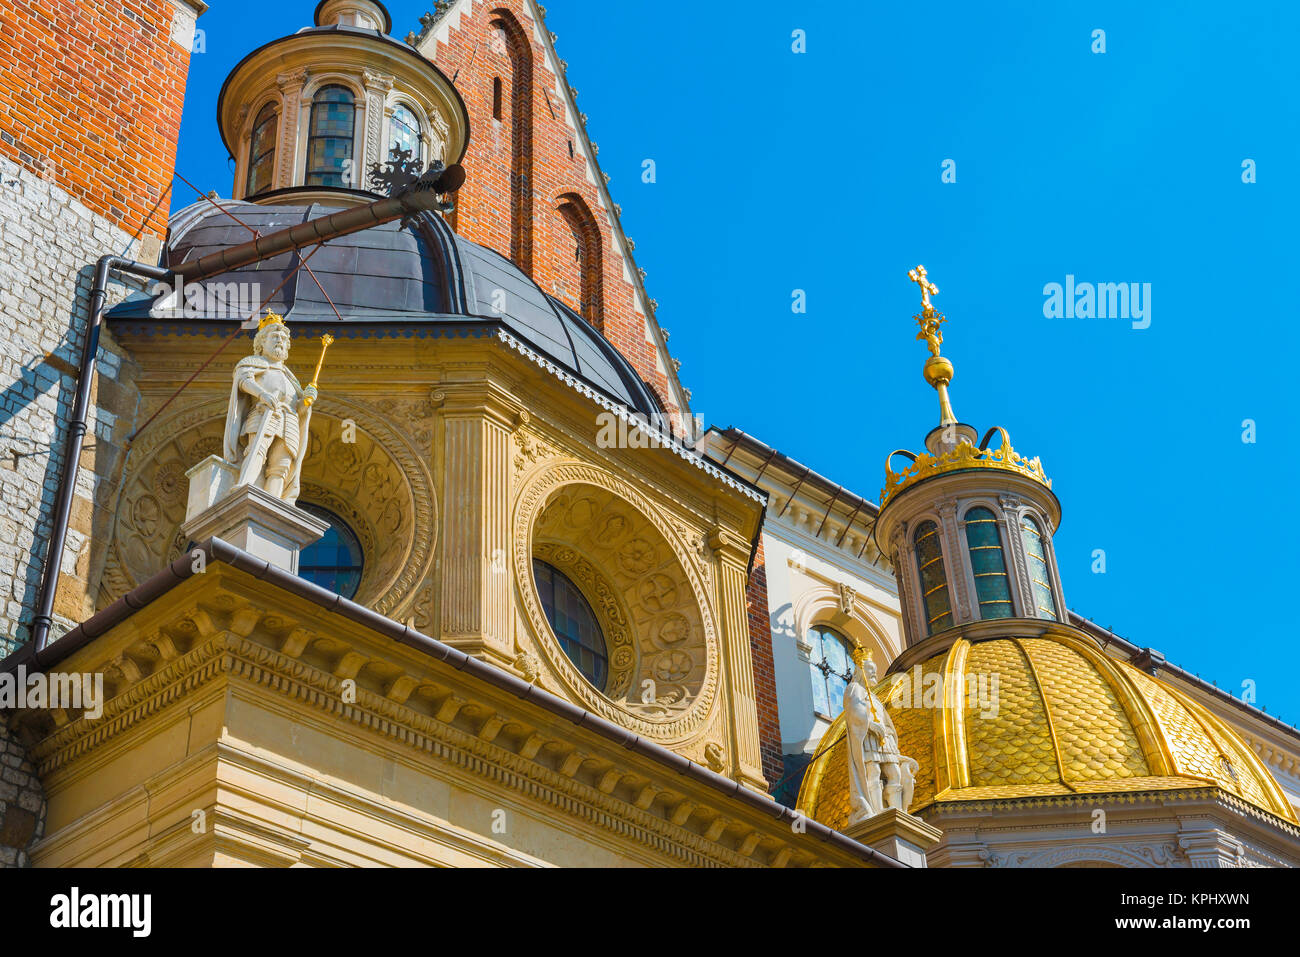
[182,460,327,574]
[843,808,942,868]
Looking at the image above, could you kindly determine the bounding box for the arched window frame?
[556,192,604,329]
[532,558,610,692]
[1018,511,1060,621]
[961,504,1015,620]
[913,517,955,636]
[808,623,855,720]
[296,503,365,598]
[244,100,279,198]
[386,100,423,164]
[304,82,359,188]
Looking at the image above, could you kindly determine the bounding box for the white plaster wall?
[762,525,902,756]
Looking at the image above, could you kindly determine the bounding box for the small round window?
[298,504,364,599]
[533,559,608,690]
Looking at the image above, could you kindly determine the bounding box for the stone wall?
[0,717,44,868]
[0,157,146,654]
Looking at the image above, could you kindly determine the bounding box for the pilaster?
[709,527,768,793]
[439,387,517,669]
[274,68,310,193]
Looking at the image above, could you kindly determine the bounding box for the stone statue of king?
[845,647,916,824]
[223,313,317,503]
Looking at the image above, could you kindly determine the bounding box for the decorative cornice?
[23,629,827,867]
[495,330,764,502]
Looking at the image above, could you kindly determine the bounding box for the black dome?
[108,200,663,417]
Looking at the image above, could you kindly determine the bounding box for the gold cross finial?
[908,265,939,317]
[908,264,958,427]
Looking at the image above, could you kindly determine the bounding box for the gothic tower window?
[297,504,364,599]
[306,85,356,187]
[533,559,608,690]
[489,13,533,275]
[914,520,954,635]
[388,104,421,162]
[245,103,278,197]
[809,624,854,719]
[965,507,1013,620]
[558,194,604,329]
[1020,515,1059,620]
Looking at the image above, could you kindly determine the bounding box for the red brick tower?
[0,0,201,253]
[411,1,690,424]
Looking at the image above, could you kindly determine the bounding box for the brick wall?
[0,0,198,654]
[422,1,680,419]
[0,0,197,244]
[746,537,783,791]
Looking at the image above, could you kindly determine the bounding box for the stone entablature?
[927,789,1300,869]
[6,560,899,868]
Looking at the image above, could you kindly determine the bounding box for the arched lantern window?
[245,103,278,197]
[914,520,954,635]
[306,85,356,187]
[297,504,364,598]
[965,507,1013,620]
[809,624,855,719]
[1020,515,1059,620]
[388,104,421,162]
[533,559,609,691]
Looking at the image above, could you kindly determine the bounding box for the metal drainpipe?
[30,255,170,651]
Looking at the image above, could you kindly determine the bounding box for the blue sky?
[173,1,1299,722]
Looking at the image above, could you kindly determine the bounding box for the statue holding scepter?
[286,332,335,503]
[222,314,321,503]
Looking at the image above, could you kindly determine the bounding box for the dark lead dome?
[108,200,663,416]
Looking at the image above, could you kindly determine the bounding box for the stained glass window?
[297,504,363,599]
[914,520,954,634]
[245,103,278,197]
[1020,515,1059,620]
[388,104,421,163]
[306,85,356,187]
[809,625,854,719]
[965,507,1014,620]
[533,559,608,690]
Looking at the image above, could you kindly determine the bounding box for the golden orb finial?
[907,265,957,427]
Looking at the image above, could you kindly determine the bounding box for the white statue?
[845,647,914,824]
[223,314,319,503]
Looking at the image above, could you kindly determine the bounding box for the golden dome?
[797,632,1297,828]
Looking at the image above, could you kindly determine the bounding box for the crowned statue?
[845,647,917,824]
[223,313,324,504]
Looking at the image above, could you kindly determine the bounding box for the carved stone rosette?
[513,461,720,745]
[100,396,436,620]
